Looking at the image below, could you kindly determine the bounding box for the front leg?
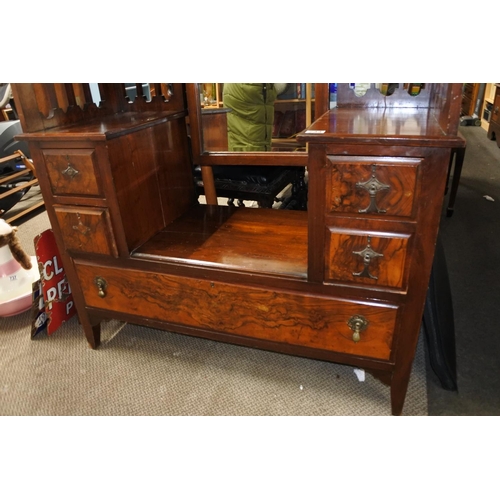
[80,313,101,349]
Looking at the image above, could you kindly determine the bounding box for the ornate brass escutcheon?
[94,277,107,298]
[347,315,369,343]
[356,165,390,214]
[62,158,79,179]
[352,236,383,280]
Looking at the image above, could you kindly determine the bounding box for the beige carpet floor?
[0,209,428,416]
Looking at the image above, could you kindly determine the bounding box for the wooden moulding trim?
[197,152,308,167]
[16,110,188,142]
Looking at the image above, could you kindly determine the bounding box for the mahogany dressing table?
[11,83,464,415]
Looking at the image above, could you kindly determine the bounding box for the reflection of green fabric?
[222,83,277,151]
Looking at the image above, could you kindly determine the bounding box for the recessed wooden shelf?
[134,205,309,278]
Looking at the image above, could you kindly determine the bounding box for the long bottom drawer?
[75,263,399,361]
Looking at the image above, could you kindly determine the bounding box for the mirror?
[198,83,314,154]
[195,83,427,158]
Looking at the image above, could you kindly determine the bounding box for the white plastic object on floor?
[0,225,40,317]
[354,368,365,382]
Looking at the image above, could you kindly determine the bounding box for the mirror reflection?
[198,83,426,153]
[199,83,311,153]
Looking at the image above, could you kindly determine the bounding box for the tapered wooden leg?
[81,316,101,349]
[391,364,412,416]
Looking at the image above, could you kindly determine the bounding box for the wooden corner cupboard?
[11,83,464,415]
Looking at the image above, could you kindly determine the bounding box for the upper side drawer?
[42,149,103,197]
[326,156,421,218]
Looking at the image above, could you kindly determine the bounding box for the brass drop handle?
[347,315,369,343]
[94,277,107,298]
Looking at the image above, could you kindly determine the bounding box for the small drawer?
[326,156,421,218]
[54,206,118,257]
[325,227,411,290]
[75,263,399,361]
[42,149,103,197]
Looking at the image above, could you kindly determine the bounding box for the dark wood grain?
[298,106,464,148]
[76,262,398,361]
[42,149,103,197]
[106,127,166,251]
[201,108,229,151]
[307,144,327,283]
[151,118,197,225]
[10,84,46,132]
[106,117,195,252]
[325,156,420,218]
[135,205,308,278]
[325,228,411,290]
[54,205,118,257]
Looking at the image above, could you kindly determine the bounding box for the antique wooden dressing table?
[12,83,463,415]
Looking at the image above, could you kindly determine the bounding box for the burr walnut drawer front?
[326,156,421,218]
[75,263,399,361]
[325,227,412,291]
[54,206,118,257]
[42,149,103,197]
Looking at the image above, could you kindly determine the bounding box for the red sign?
[34,229,75,335]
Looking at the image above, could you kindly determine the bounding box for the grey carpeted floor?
[1,209,427,416]
[426,125,500,415]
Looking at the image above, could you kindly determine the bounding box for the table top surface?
[298,108,465,148]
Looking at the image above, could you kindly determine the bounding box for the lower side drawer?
[75,263,399,361]
[325,227,411,290]
[54,205,118,256]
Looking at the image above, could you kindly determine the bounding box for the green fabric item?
[223,83,277,151]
